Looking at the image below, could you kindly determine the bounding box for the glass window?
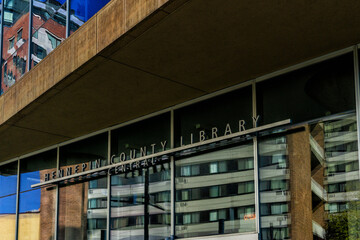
[191,165,200,176]
[8,37,14,49]
[0,161,18,239]
[2,0,29,92]
[58,133,108,240]
[31,0,66,67]
[209,186,219,198]
[181,166,190,176]
[110,113,171,240]
[209,211,217,221]
[257,53,355,125]
[209,162,218,174]
[17,28,22,41]
[174,86,253,147]
[69,0,110,34]
[175,143,255,238]
[18,150,57,240]
[259,135,290,239]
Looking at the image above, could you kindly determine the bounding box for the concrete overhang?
[1,0,360,162]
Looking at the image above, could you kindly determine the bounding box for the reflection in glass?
[58,133,108,240]
[311,114,360,240]
[18,150,57,240]
[110,113,171,239]
[257,53,355,125]
[2,0,29,92]
[175,143,256,238]
[31,0,66,67]
[174,86,253,147]
[111,113,170,164]
[110,162,171,240]
[0,161,18,240]
[111,170,146,239]
[69,0,110,34]
[259,136,290,240]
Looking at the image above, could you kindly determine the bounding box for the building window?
[47,32,61,49]
[8,37,14,49]
[209,162,218,174]
[17,28,22,41]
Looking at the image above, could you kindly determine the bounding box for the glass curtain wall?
[18,150,57,240]
[2,0,29,91]
[31,0,66,67]
[257,51,358,240]
[58,133,108,240]
[0,161,18,240]
[258,135,290,240]
[69,0,109,34]
[0,0,111,94]
[0,48,360,240]
[174,86,255,238]
[110,113,171,240]
[175,143,256,238]
[316,114,360,239]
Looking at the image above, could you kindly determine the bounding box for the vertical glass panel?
[18,150,57,240]
[58,133,108,240]
[257,53,355,125]
[175,142,256,238]
[311,114,360,240]
[2,0,29,92]
[148,162,171,240]
[111,170,146,240]
[258,135,290,240]
[174,86,253,147]
[110,113,171,240]
[0,161,18,240]
[69,0,110,34]
[31,0,66,67]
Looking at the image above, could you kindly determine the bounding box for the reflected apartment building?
[0,1,360,240]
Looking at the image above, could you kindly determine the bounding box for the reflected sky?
[0,173,17,214]
[0,171,41,214]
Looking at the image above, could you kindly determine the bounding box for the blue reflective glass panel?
[69,0,110,34]
[0,161,18,239]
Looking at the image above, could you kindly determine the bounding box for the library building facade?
[0,1,359,240]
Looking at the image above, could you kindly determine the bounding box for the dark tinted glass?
[257,53,355,125]
[111,113,170,162]
[174,86,253,147]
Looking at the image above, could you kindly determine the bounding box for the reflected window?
[8,37,14,49]
[175,143,256,238]
[17,28,22,41]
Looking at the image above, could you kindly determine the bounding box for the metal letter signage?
[32,117,291,188]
